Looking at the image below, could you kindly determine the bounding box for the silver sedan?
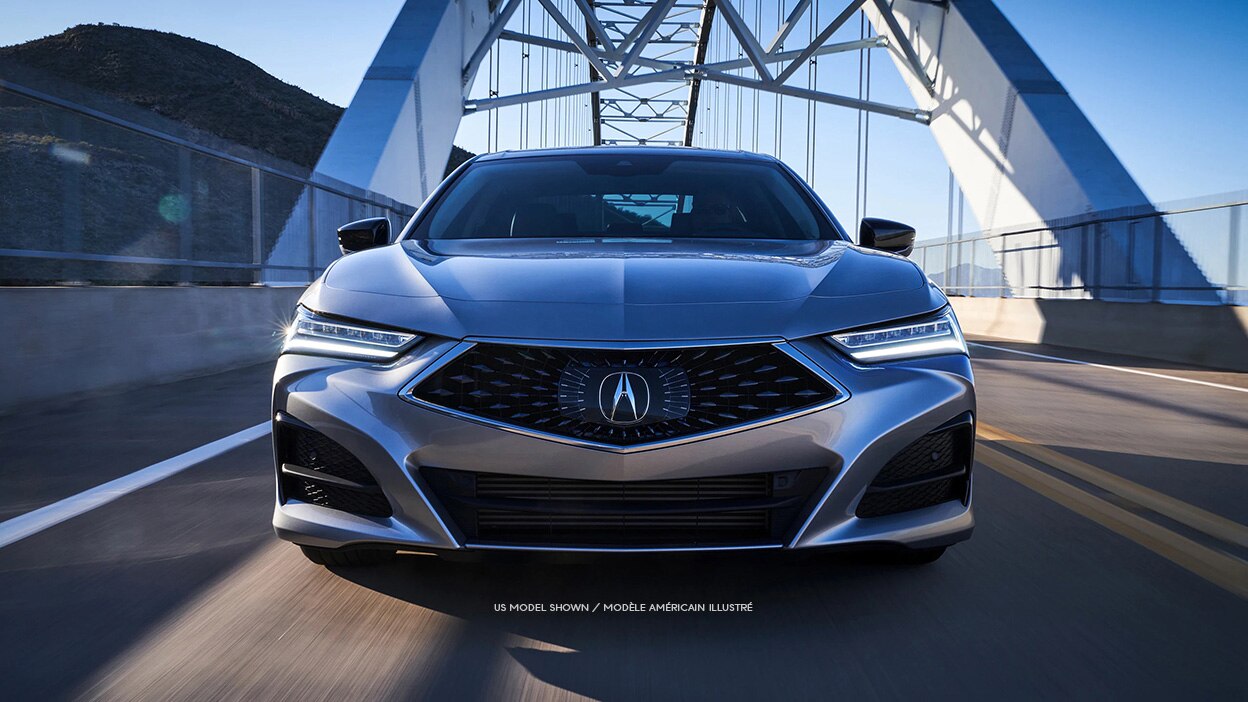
[272,147,974,566]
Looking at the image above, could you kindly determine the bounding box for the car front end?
[271,147,975,563]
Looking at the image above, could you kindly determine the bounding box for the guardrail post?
[307,187,317,282]
[1230,205,1242,305]
[60,111,83,283]
[178,148,193,284]
[1125,221,1137,300]
[961,239,969,296]
[1042,230,1050,298]
[1079,224,1088,299]
[1092,223,1103,300]
[251,167,263,286]
[1151,215,1164,302]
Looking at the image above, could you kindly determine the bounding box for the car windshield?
[409,153,838,241]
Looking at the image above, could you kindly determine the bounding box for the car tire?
[299,545,395,567]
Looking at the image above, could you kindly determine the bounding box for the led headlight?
[282,307,419,361]
[826,309,967,363]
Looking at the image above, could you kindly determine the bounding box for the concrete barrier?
[0,286,305,413]
[3,288,1242,413]
[950,297,1248,371]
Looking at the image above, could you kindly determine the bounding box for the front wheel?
[299,545,395,567]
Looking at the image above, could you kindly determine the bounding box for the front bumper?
[272,337,975,553]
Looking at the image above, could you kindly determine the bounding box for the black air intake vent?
[856,417,973,519]
[872,429,959,487]
[276,417,391,518]
[285,478,392,518]
[474,473,771,501]
[423,467,828,547]
[280,420,375,486]
[476,510,771,545]
[856,477,964,520]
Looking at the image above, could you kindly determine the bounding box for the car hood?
[300,238,947,341]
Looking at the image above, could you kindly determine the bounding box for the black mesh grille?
[475,473,771,501]
[856,478,963,519]
[855,419,972,519]
[279,422,376,486]
[476,511,770,545]
[277,419,391,518]
[874,429,959,486]
[285,477,393,518]
[423,467,828,547]
[410,343,838,446]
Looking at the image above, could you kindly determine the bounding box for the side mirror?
[337,217,390,255]
[859,217,916,257]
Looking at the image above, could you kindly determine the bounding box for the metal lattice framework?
[463,0,932,146]
[321,0,1216,304]
[592,1,705,145]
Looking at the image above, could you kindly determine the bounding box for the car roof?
[473,145,782,164]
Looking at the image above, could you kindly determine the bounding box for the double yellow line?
[975,422,1248,599]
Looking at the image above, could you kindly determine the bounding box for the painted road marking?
[0,422,270,550]
[979,423,1248,549]
[975,443,1248,599]
[968,342,1248,394]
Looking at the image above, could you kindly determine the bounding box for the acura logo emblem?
[599,371,650,425]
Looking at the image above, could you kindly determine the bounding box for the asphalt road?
[1,338,1245,700]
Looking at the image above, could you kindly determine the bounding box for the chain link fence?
[4,72,1244,303]
[0,78,415,286]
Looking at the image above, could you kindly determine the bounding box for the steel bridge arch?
[312,0,1216,302]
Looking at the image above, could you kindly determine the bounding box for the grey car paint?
[273,147,974,554]
[300,238,947,342]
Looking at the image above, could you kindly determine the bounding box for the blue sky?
[2,0,1245,239]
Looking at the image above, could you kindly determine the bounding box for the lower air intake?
[855,477,964,519]
[476,510,771,545]
[422,467,828,547]
[276,417,392,518]
[856,417,973,519]
[285,477,393,519]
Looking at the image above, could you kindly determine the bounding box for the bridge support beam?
[865,0,1215,301]
[314,0,1216,302]
[314,0,493,205]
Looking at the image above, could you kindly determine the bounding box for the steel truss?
[463,0,933,147]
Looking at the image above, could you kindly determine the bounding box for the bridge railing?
[6,71,1242,301]
[0,77,416,286]
[914,193,1247,305]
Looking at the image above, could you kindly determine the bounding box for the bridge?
[0,1,1245,698]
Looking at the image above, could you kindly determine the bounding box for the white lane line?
[0,422,270,550]
[968,342,1248,394]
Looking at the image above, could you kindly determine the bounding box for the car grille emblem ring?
[600,371,649,425]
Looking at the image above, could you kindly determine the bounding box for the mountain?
[927,262,1012,297]
[0,23,474,171]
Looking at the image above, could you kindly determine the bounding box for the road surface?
[1,338,1245,700]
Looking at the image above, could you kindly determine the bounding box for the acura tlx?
[273,147,975,567]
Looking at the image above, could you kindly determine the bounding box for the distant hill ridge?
[0,23,473,172]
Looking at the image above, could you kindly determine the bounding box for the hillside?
[0,24,476,284]
[0,23,474,171]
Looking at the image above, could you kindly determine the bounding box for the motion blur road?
[1,338,1245,700]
